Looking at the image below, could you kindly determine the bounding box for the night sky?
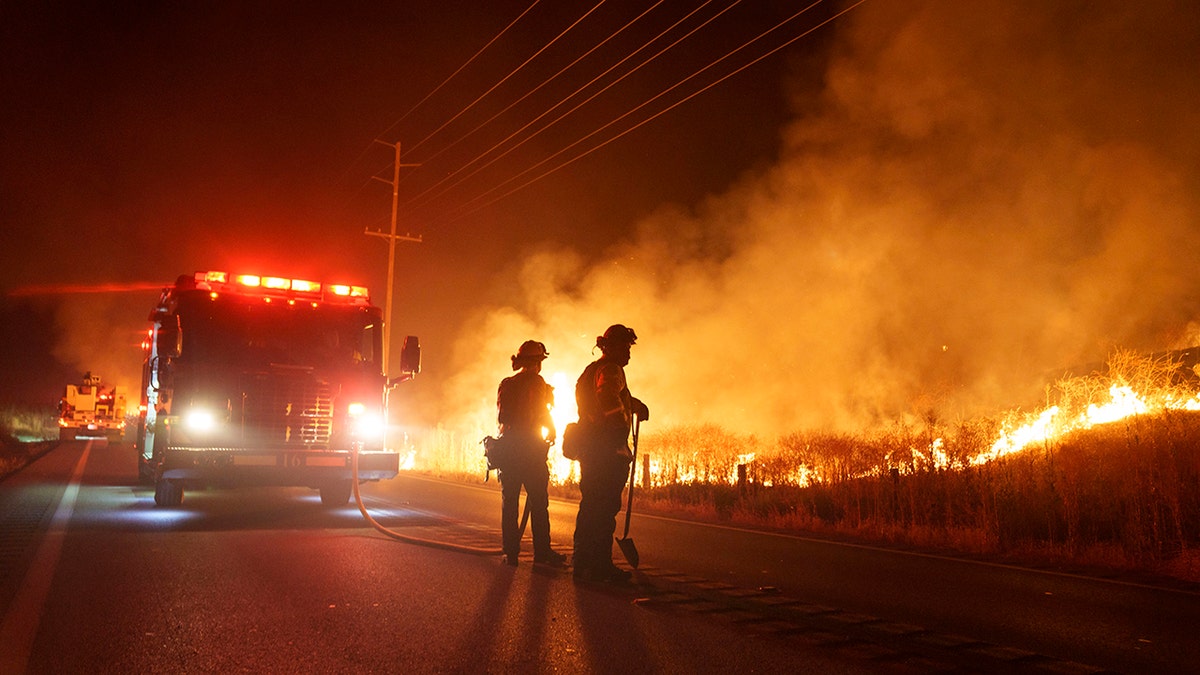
[4,1,1200,437]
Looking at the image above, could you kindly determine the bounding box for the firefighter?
[496,340,566,567]
[572,324,649,582]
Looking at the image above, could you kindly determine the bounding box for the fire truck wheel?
[154,478,184,507]
[319,480,353,506]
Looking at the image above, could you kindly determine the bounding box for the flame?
[416,349,1200,491]
[976,384,1200,464]
[546,371,579,484]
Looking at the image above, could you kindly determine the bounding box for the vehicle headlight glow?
[184,409,217,433]
[347,402,383,440]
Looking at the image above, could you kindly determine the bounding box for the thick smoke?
[52,295,151,398]
[444,0,1200,436]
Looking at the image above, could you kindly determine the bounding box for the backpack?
[563,362,604,461]
[480,435,513,481]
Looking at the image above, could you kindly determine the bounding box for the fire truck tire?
[320,480,354,506]
[154,478,184,507]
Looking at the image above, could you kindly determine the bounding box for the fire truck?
[59,372,127,441]
[135,270,420,507]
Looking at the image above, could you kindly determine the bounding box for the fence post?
[737,463,747,493]
[890,467,900,521]
[642,453,651,489]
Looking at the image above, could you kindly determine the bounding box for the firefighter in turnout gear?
[496,340,566,567]
[572,324,649,582]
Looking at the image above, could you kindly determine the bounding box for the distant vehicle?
[59,372,127,441]
[134,270,420,507]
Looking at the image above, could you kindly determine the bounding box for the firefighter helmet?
[511,340,549,369]
[598,324,637,350]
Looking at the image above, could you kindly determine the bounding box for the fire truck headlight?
[354,413,385,440]
[347,403,384,441]
[184,409,218,434]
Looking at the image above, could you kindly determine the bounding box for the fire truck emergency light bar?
[192,270,370,304]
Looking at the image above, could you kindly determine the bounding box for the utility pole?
[365,140,421,455]
[364,139,421,376]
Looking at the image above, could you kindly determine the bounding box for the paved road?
[0,441,885,674]
[387,471,1200,675]
[4,440,1199,673]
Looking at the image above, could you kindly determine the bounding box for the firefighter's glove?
[632,397,650,422]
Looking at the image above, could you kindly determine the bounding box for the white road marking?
[0,441,92,673]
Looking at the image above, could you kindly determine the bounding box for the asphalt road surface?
[391,471,1200,674]
[2,439,1198,673]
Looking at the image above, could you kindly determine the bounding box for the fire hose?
[352,446,503,556]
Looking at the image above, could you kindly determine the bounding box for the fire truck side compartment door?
[157,315,182,358]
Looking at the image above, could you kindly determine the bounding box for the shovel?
[519,498,531,538]
[616,415,641,568]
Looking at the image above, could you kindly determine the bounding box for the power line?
[450,0,866,220]
[407,1,667,175]
[470,0,873,216]
[334,1,541,195]
[407,0,733,212]
[408,0,610,155]
[378,0,544,142]
[460,0,873,218]
[353,1,861,230]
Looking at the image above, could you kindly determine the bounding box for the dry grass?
[1,404,58,480]
[619,350,1200,582]
[1,404,57,441]
[422,403,1200,580]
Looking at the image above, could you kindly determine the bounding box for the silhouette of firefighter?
[572,324,649,582]
[496,340,566,567]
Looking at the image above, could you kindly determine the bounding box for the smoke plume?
[444,0,1200,436]
[52,295,151,398]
